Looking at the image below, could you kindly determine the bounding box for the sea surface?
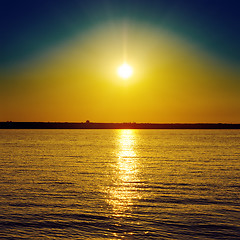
[0,129,239,239]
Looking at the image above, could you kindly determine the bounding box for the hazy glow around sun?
[117,63,133,79]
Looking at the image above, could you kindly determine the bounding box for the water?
[0,129,239,239]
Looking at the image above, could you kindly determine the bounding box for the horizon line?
[1,121,240,130]
[1,121,240,124]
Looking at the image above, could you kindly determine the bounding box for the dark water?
[0,129,239,239]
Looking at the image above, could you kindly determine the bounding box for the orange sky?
[1,3,240,123]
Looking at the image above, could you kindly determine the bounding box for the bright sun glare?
[117,63,133,79]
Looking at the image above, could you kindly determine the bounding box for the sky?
[1,0,240,123]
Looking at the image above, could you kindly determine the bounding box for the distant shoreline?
[0,122,240,129]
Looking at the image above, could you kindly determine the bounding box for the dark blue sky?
[1,0,240,69]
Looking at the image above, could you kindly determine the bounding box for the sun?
[117,63,133,79]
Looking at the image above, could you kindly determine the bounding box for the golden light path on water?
[107,129,141,217]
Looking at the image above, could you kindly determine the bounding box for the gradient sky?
[1,0,240,123]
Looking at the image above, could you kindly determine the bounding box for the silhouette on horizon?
[0,122,239,129]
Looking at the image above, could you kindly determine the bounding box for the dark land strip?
[1,122,240,129]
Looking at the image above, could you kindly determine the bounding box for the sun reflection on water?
[107,129,141,217]
[118,130,137,183]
